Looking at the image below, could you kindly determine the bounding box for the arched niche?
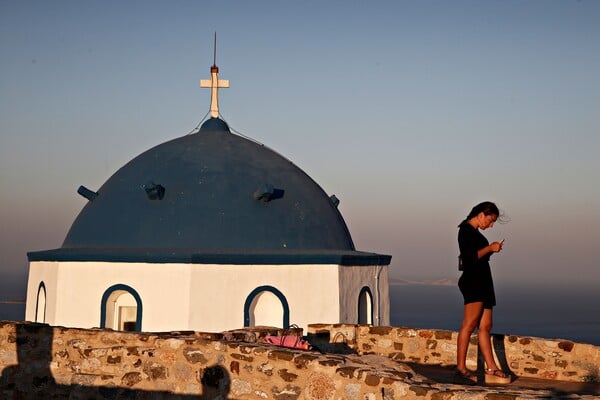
[100,284,143,332]
[358,286,373,325]
[244,285,289,329]
[35,281,46,323]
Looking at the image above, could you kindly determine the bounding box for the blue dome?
[61,118,354,251]
[29,117,391,266]
[200,117,230,131]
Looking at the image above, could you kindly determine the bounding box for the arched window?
[244,285,289,329]
[358,286,373,325]
[35,282,46,323]
[100,284,143,332]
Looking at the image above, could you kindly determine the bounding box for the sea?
[1,283,599,346]
[389,282,600,346]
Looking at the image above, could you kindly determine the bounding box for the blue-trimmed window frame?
[100,284,143,332]
[358,286,373,325]
[35,281,47,323]
[244,285,289,329]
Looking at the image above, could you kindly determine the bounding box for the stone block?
[306,372,335,400]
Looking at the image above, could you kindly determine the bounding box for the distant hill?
[0,300,26,304]
[389,278,456,286]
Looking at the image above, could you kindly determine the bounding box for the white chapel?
[25,53,391,333]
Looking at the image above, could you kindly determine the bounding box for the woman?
[455,201,511,385]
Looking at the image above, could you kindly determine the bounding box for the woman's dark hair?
[459,201,502,226]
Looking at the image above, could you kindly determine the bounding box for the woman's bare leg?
[457,302,484,371]
[478,308,500,371]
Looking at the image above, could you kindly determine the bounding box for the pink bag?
[263,335,311,350]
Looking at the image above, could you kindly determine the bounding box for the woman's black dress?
[458,222,496,308]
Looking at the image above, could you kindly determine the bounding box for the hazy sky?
[1,1,599,299]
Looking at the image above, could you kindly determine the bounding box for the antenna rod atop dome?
[213,31,217,67]
[200,32,230,118]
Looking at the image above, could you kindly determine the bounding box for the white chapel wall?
[26,261,386,334]
[338,265,390,326]
[25,261,59,323]
[189,264,341,333]
[27,262,193,331]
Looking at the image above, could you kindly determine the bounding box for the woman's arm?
[477,242,503,259]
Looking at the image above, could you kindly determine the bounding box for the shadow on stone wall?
[200,365,230,399]
[0,323,231,399]
[305,331,356,355]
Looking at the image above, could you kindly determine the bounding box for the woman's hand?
[489,241,504,253]
[477,241,503,259]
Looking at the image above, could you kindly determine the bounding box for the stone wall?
[307,324,600,383]
[0,321,421,399]
[1,321,598,399]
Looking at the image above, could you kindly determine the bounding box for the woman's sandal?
[454,368,478,385]
[484,368,511,384]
